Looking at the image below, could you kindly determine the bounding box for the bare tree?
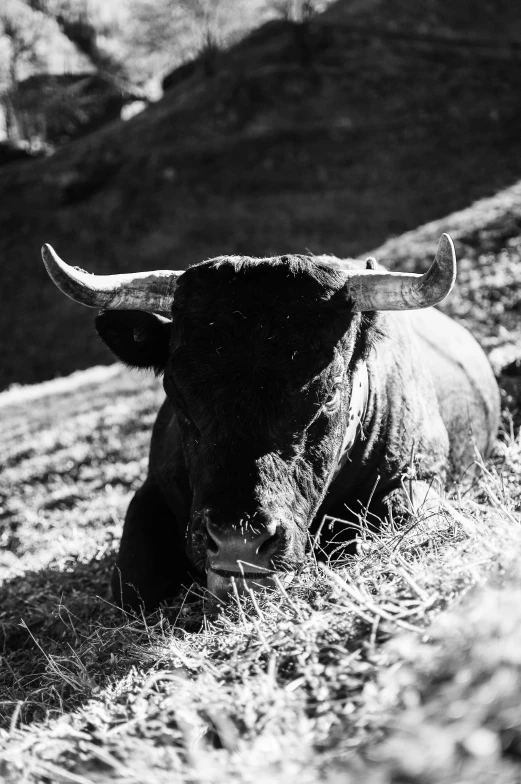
[27,0,129,82]
[0,0,51,140]
[125,0,254,83]
[124,0,194,83]
[271,0,323,23]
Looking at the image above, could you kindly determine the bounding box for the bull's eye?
[323,384,342,414]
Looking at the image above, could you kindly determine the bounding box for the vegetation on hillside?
[1,0,521,389]
[0,0,285,150]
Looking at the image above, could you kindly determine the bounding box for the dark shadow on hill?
[2,0,521,389]
[500,369,521,430]
[0,554,114,727]
[0,553,202,729]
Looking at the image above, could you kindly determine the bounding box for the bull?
[41,236,499,608]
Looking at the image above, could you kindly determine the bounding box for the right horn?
[41,244,182,313]
[345,234,456,312]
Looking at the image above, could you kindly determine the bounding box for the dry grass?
[0,364,520,782]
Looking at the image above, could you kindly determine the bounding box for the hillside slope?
[2,0,521,388]
[324,0,521,40]
[1,193,521,780]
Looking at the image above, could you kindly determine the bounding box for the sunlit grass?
[0,405,520,781]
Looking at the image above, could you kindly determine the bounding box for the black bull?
[41,240,499,608]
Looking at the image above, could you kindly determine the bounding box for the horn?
[41,244,181,313]
[345,234,456,312]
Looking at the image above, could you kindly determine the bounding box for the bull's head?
[41,237,455,602]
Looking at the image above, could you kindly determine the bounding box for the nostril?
[207,537,219,554]
[206,521,219,554]
[256,530,279,556]
[205,516,280,563]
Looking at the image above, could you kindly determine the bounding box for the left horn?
[41,244,181,313]
[345,233,456,312]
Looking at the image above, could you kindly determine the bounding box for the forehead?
[175,254,348,311]
[174,254,350,340]
[170,256,354,393]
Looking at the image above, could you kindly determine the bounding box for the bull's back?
[409,308,500,475]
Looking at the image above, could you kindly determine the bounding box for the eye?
[323,381,343,414]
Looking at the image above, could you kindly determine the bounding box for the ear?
[95,311,171,375]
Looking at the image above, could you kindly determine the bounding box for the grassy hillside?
[324,0,521,40]
[2,0,521,388]
[371,180,521,378]
[1,175,521,781]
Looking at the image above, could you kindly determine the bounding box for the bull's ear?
[95,311,171,375]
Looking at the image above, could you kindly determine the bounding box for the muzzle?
[205,517,280,603]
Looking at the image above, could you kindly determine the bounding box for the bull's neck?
[331,360,369,481]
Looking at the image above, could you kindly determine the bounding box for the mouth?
[210,567,274,579]
[206,567,276,604]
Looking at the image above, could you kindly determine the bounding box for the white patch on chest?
[332,361,369,480]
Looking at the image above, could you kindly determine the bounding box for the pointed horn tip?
[41,243,62,270]
[433,233,457,286]
[438,233,456,262]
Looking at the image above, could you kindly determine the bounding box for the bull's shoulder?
[379,308,500,465]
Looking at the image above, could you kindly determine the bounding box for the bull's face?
[40,238,456,602]
[163,259,375,599]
